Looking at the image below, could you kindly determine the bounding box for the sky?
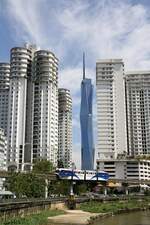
[1,0,150,168]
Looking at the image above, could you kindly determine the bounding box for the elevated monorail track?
[0,170,149,185]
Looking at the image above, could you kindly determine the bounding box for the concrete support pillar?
[70,182,74,196]
[45,178,48,199]
[125,187,129,195]
[104,186,107,196]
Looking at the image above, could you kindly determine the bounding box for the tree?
[49,180,70,196]
[76,183,87,195]
[4,160,54,198]
[33,159,54,173]
[4,173,45,198]
[32,160,54,198]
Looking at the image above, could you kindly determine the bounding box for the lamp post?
[70,168,74,196]
[96,165,99,182]
[68,168,76,209]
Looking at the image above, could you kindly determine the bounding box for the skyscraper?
[80,54,95,170]
[0,128,7,190]
[7,45,34,171]
[96,59,127,160]
[6,45,59,171]
[58,88,72,168]
[32,50,58,166]
[0,63,10,135]
[125,71,150,156]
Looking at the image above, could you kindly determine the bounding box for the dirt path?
[48,209,100,224]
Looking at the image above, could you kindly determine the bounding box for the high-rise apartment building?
[0,128,7,190]
[125,71,150,156]
[80,56,95,170]
[32,50,58,166]
[0,128,7,171]
[1,44,72,170]
[0,63,10,135]
[7,45,35,171]
[58,88,72,168]
[96,59,127,160]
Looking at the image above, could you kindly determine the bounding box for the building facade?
[7,45,34,171]
[96,59,127,160]
[5,45,59,170]
[97,158,150,181]
[125,71,150,156]
[32,50,58,166]
[80,60,95,170]
[0,128,7,190]
[0,63,10,135]
[58,88,72,168]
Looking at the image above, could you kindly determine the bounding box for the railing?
[0,196,67,205]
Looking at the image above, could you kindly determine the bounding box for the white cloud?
[58,1,150,70]
[72,143,81,169]
[72,116,80,129]
[59,67,82,95]
[5,0,46,45]
[6,0,150,71]
[59,67,94,95]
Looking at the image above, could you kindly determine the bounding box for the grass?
[0,209,65,225]
[79,198,150,214]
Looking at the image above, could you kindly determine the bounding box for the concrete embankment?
[0,198,66,221]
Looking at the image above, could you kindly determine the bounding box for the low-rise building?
[97,158,150,181]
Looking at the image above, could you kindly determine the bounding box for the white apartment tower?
[96,59,127,159]
[0,63,10,135]
[125,71,150,156]
[7,45,34,171]
[0,128,7,170]
[58,88,72,168]
[32,50,58,166]
[0,128,7,190]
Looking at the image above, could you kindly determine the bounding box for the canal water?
[93,211,150,225]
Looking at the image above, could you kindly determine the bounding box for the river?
[93,211,150,225]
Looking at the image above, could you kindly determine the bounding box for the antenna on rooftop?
[83,52,85,79]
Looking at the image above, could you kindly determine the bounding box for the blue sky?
[1,0,150,168]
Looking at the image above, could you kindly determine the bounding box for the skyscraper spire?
[83,52,85,79]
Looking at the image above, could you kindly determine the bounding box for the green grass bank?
[79,198,150,214]
[0,209,65,225]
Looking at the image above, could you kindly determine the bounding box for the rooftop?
[126,71,150,75]
[96,59,123,63]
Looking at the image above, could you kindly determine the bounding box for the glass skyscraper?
[80,55,95,170]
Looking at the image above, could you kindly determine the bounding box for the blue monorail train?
[56,168,109,181]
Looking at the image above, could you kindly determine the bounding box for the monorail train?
[56,168,109,181]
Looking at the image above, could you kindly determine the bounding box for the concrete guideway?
[0,170,150,185]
